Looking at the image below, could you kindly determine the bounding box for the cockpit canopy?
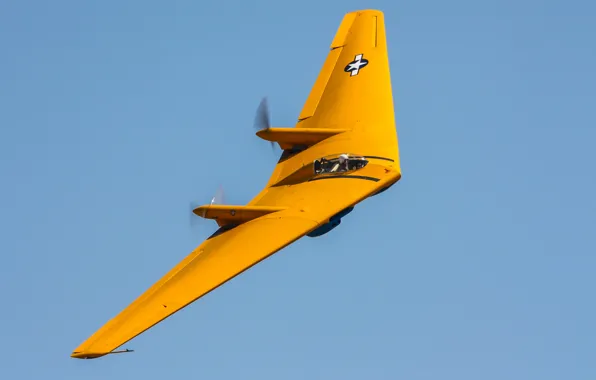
[313,153,368,174]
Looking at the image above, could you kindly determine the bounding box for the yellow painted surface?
[71,9,401,359]
[193,204,287,226]
[255,127,347,150]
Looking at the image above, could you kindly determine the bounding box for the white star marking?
[345,54,368,76]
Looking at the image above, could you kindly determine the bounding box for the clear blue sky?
[1,0,595,379]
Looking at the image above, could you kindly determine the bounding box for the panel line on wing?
[308,175,380,182]
[362,156,394,162]
[373,16,378,47]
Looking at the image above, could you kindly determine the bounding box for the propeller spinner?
[189,185,225,226]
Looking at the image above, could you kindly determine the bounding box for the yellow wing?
[71,166,399,359]
[71,213,316,358]
[71,9,401,359]
[296,9,399,164]
[259,9,399,190]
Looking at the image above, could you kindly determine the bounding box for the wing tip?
[71,348,134,360]
[70,351,108,359]
[331,9,385,49]
[349,9,385,17]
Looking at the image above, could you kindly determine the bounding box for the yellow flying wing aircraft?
[71,8,401,359]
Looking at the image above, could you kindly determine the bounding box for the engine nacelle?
[306,206,354,238]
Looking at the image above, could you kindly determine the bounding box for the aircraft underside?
[307,206,354,237]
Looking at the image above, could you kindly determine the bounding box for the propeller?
[210,185,225,206]
[253,97,275,151]
[189,185,225,228]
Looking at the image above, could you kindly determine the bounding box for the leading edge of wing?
[71,212,319,359]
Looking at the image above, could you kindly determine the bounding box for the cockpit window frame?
[313,153,369,175]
